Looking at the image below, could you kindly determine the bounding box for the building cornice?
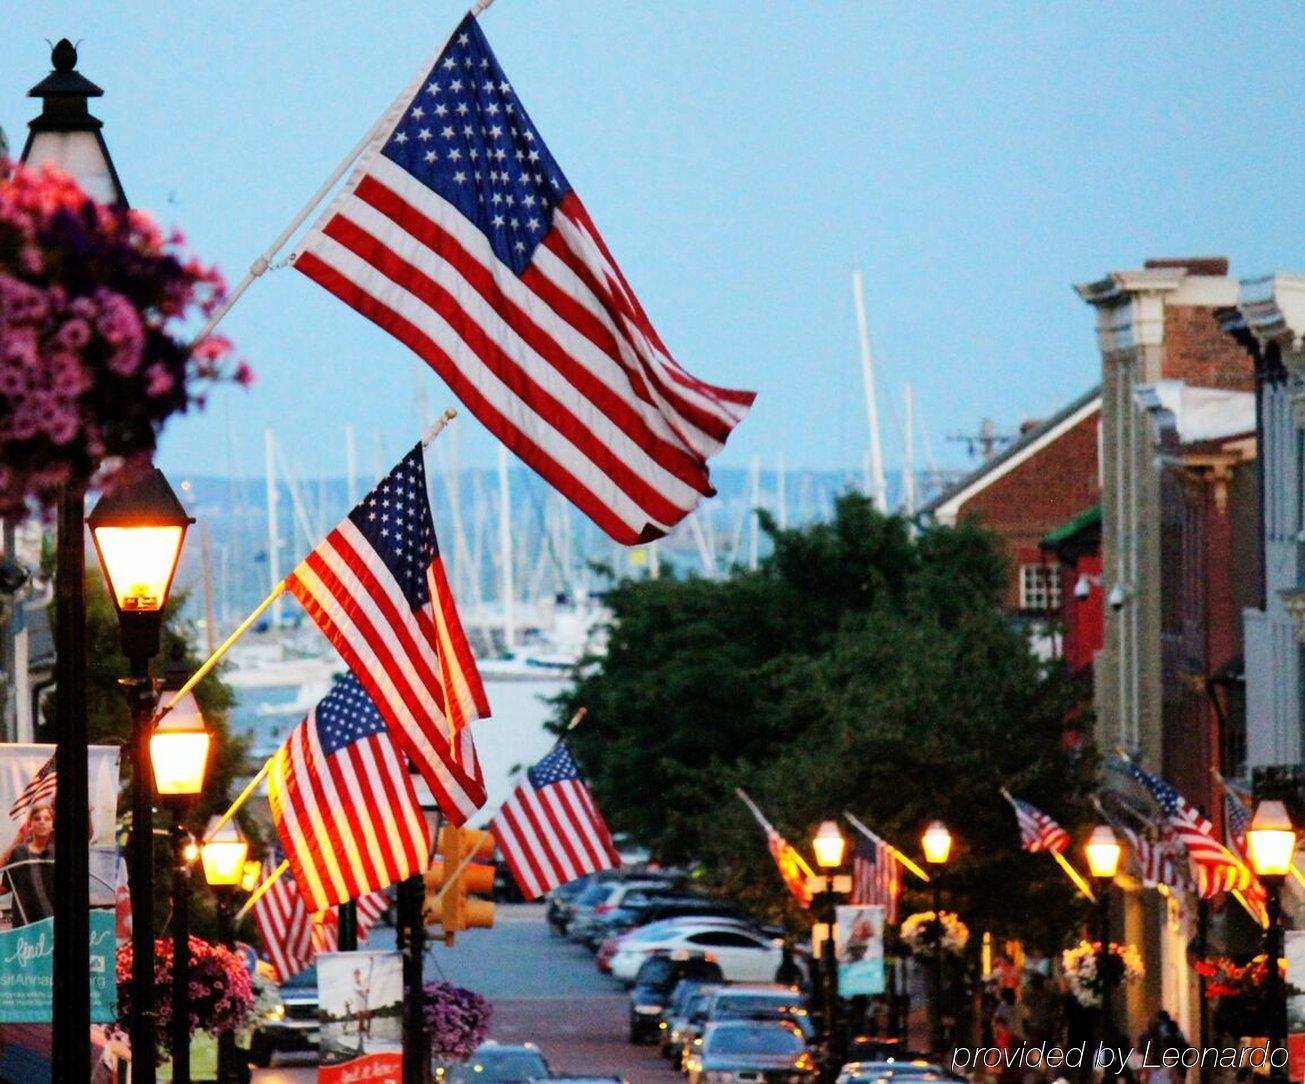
[1238,273,1305,353]
[1075,270,1187,354]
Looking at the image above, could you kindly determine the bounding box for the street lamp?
[150,691,209,1084]
[811,821,848,1078]
[88,466,193,1084]
[1248,801,1297,1082]
[202,817,249,1084]
[23,38,128,1083]
[1085,825,1122,1062]
[921,821,951,1057]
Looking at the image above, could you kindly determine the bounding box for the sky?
[4,2,1304,484]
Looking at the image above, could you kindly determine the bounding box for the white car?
[610,922,790,984]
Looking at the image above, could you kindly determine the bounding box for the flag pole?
[1211,767,1305,889]
[735,789,815,878]
[997,788,1094,901]
[843,812,930,884]
[235,859,291,922]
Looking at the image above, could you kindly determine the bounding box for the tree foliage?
[555,494,1094,952]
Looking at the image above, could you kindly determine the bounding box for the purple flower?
[145,363,175,397]
[55,317,91,350]
[0,363,27,398]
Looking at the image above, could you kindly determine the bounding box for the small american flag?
[253,854,391,981]
[1115,759,1252,896]
[491,742,619,900]
[1120,824,1190,891]
[1003,794,1071,854]
[269,674,432,913]
[9,756,55,821]
[851,834,900,924]
[293,14,754,546]
[286,443,489,823]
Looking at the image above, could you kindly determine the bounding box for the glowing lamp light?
[240,860,262,894]
[812,820,847,870]
[1085,825,1122,880]
[201,818,249,887]
[149,692,211,796]
[921,821,953,866]
[1247,800,1297,880]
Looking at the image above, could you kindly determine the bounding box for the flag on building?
[268,673,433,913]
[310,889,392,952]
[1003,793,1071,854]
[292,14,755,546]
[491,742,620,900]
[1220,784,1268,916]
[9,755,55,821]
[1114,759,1253,896]
[1119,824,1190,892]
[285,442,489,821]
[851,833,900,924]
[735,789,812,908]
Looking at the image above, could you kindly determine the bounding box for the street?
[253,904,681,1084]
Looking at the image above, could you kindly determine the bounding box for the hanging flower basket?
[1197,954,1289,1040]
[0,158,250,516]
[900,910,970,957]
[114,937,256,1059]
[1061,940,1144,1007]
[423,979,493,1063]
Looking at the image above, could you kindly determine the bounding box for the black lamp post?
[1246,800,1297,1083]
[920,821,952,1058]
[88,467,193,1083]
[151,692,211,1084]
[811,820,849,1075]
[1085,825,1122,1067]
[201,817,251,1084]
[21,38,129,1084]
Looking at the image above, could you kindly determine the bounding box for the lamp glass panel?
[24,130,119,204]
[921,822,952,865]
[1084,826,1121,879]
[812,821,846,869]
[93,525,185,612]
[202,839,249,886]
[1248,828,1296,878]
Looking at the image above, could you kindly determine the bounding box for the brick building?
[919,386,1102,623]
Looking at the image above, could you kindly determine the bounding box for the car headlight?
[264,1003,286,1021]
[704,1072,735,1083]
[634,1004,663,1014]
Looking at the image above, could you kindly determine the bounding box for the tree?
[555,493,1094,951]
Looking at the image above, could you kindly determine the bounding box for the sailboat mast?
[903,382,917,516]
[345,423,359,506]
[852,269,887,512]
[264,427,284,630]
[497,444,517,652]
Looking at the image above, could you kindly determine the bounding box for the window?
[1019,564,1061,612]
[686,930,763,949]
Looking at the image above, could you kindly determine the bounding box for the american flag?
[1119,824,1190,891]
[1115,759,1253,896]
[1003,794,1071,854]
[9,755,55,821]
[1221,786,1268,915]
[253,854,391,981]
[285,443,489,822]
[491,742,620,900]
[851,834,900,924]
[269,674,432,913]
[292,14,755,546]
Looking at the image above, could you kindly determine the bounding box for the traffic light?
[423,825,496,944]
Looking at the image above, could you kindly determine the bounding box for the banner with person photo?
[0,744,121,1022]
[836,904,886,997]
[317,950,403,1082]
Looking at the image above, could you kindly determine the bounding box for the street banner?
[836,904,886,996]
[318,950,403,1083]
[1285,929,1305,1078]
[0,744,120,1022]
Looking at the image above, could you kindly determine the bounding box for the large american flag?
[1003,794,1071,854]
[285,443,489,822]
[9,755,55,821]
[269,674,432,913]
[1115,759,1252,896]
[252,855,390,981]
[851,834,900,924]
[1119,824,1190,892]
[1221,786,1268,915]
[292,14,755,546]
[490,742,620,900]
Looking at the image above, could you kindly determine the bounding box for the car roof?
[714,984,800,995]
[705,1018,804,1035]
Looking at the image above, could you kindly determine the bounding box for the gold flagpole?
[843,811,930,883]
[236,859,290,922]
[997,788,1094,902]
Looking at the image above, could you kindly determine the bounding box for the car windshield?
[281,965,317,991]
[576,883,614,906]
[706,1026,804,1056]
[452,1050,549,1082]
[635,957,678,986]
[715,995,803,1016]
[688,993,714,1019]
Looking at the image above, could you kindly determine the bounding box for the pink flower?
[93,288,144,347]
[0,366,25,397]
[107,343,143,376]
[192,333,232,362]
[43,406,79,445]
[55,317,91,351]
[233,360,255,387]
[145,363,175,397]
[50,353,89,397]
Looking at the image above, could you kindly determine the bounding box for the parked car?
[568,880,682,945]
[546,876,595,935]
[706,985,814,1039]
[610,923,796,984]
[593,897,747,946]
[627,954,724,1044]
[435,1042,552,1083]
[835,1060,961,1084]
[684,1020,815,1084]
[248,964,319,1067]
[661,981,722,1065]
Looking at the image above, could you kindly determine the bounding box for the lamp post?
[1085,825,1122,1066]
[201,817,249,1084]
[1247,800,1297,1083]
[812,820,848,1079]
[88,467,193,1084]
[22,39,128,1083]
[151,691,211,1084]
[920,821,952,1058]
